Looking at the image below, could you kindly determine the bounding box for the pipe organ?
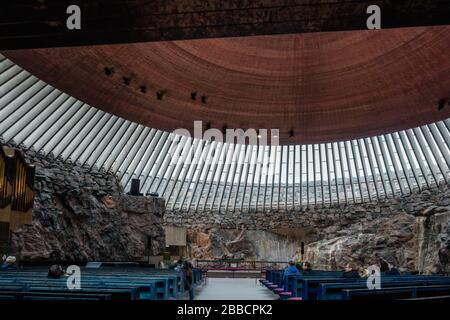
[0,146,35,254]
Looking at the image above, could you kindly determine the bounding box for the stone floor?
[194,278,277,300]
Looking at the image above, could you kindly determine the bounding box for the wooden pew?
[343,285,450,300]
[289,274,449,299]
[318,277,450,300]
[0,274,161,300]
[0,268,189,300]
[0,283,137,301]
[286,272,347,296]
[0,291,112,301]
[266,270,344,289]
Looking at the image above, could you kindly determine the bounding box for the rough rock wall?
[187,228,303,262]
[4,143,166,261]
[166,183,450,273]
[304,187,450,273]
[416,208,450,274]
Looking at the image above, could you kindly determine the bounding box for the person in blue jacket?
[282,261,300,290]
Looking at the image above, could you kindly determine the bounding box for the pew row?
[0,267,203,301]
[264,270,450,301]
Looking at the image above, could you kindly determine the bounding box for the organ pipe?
[0,146,35,252]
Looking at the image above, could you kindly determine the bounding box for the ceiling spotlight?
[201,95,208,104]
[191,92,198,101]
[156,90,166,100]
[289,129,295,138]
[122,77,131,86]
[104,67,114,76]
[140,85,147,94]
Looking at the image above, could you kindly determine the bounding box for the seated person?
[302,261,313,273]
[379,258,390,273]
[342,263,360,279]
[282,261,300,289]
[48,264,65,278]
[386,263,400,275]
[284,261,300,277]
[170,259,183,271]
[1,255,17,270]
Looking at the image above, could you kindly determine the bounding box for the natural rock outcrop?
[304,185,450,273]
[187,228,303,262]
[416,207,450,274]
[305,213,417,271]
[4,142,166,261]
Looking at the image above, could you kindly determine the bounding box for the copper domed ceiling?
[3,26,450,144]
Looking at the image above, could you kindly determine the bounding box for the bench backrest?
[318,278,450,300]
[343,285,450,300]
